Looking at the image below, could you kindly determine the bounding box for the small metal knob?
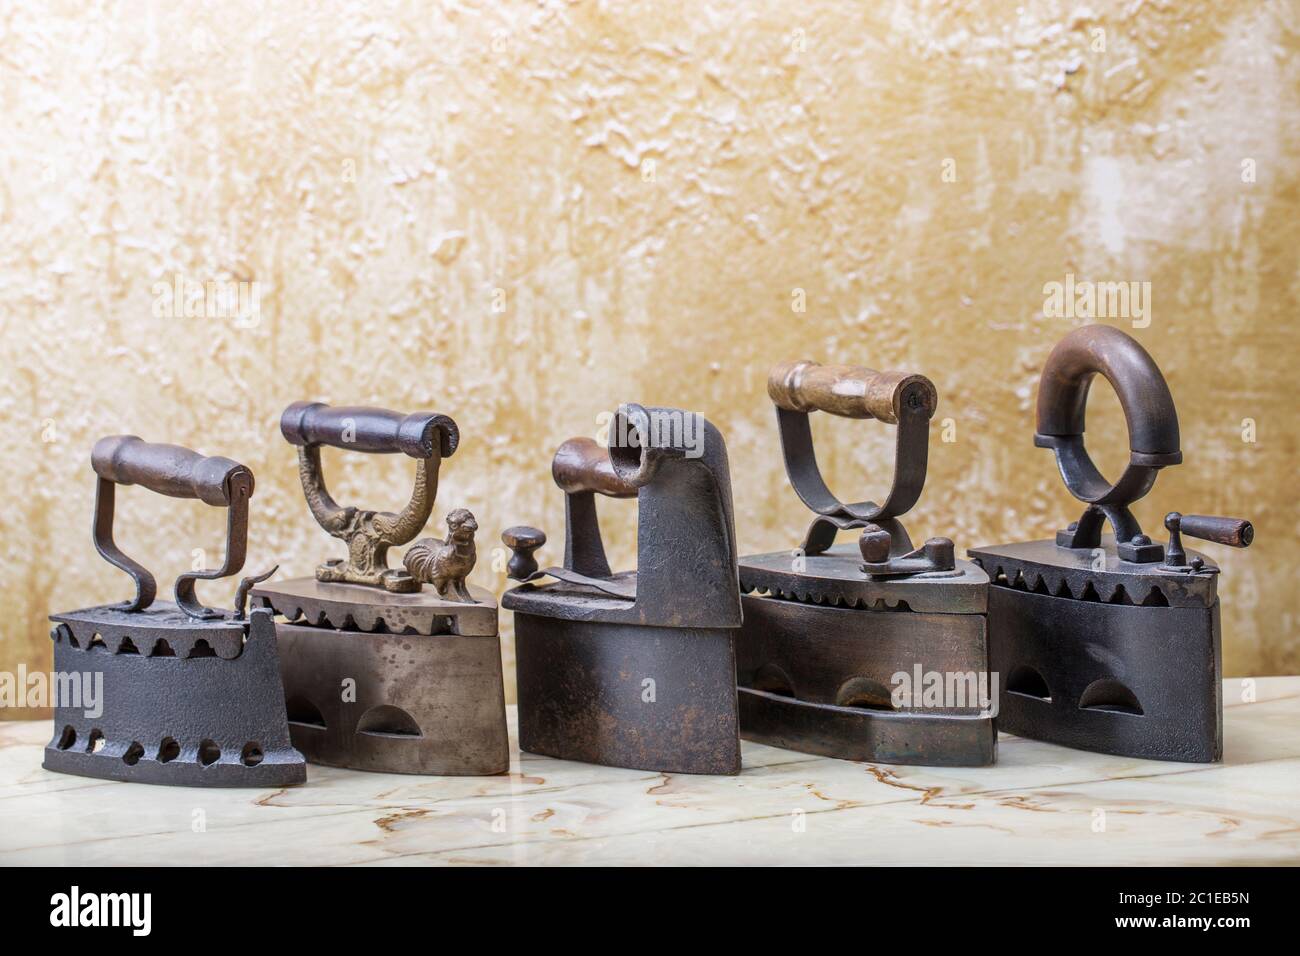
[858,524,893,565]
[502,526,547,580]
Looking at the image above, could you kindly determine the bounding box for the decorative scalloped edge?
[969,557,1178,608]
[51,620,246,659]
[267,600,434,635]
[739,577,913,612]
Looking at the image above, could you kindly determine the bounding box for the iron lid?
[739,544,987,614]
[968,535,1220,608]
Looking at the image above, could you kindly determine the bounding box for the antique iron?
[501,404,743,775]
[45,435,305,787]
[969,325,1254,762]
[252,401,508,775]
[736,361,996,767]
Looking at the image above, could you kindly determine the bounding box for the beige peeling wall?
[1,1,1297,718]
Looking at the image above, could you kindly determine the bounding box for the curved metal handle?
[768,361,935,552]
[552,437,639,498]
[1034,325,1181,512]
[768,360,937,424]
[89,436,255,618]
[280,401,459,459]
[1035,324,1182,462]
[91,435,252,505]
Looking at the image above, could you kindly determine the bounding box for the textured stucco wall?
[2,1,1297,718]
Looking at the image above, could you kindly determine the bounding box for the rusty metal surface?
[503,403,743,774]
[737,360,994,767]
[44,606,305,787]
[972,324,1252,762]
[513,614,739,775]
[276,621,508,776]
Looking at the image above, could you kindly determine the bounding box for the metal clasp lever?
[858,523,956,577]
[1161,512,1253,572]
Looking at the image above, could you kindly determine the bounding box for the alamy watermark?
[0,667,102,718]
[603,407,705,459]
[50,886,151,936]
[891,665,999,716]
[1043,272,1150,328]
[152,273,261,328]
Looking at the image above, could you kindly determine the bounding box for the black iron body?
[44,435,304,787]
[971,325,1253,762]
[736,361,997,767]
[971,538,1223,761]
[45,605,304,786]
[502,404,743,775]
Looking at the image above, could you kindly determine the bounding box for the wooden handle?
[1178,515,1254,548]
[768,360,937,423]
[551,437,638,498]
[91,435,252,506]
[279,401,458,458]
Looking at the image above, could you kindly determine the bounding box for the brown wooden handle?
[768,360,937,423]
[91,435,253,506]
[280,401,458,458]
[551,437,638,498]
[1177,514,1254,548]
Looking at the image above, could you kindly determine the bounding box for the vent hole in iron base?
[1007,664,1052,702]
[1079,678,1144,716]
[286,696,327,729]
[750,664,796,699]
[122,742,144,766]
[87,729,105,754]
[835,677,896,711]
[355,705,422,738]
[241,742,264,767]
[198,739,221,766]
[157,737,180,763]
[56,725,76,750]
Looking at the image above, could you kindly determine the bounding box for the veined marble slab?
[1,678,1297,866]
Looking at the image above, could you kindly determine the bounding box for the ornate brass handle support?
[280,401,459,593]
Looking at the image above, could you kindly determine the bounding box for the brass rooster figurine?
[403,508,479,602]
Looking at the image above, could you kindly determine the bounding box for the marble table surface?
[3,678,1298,866]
